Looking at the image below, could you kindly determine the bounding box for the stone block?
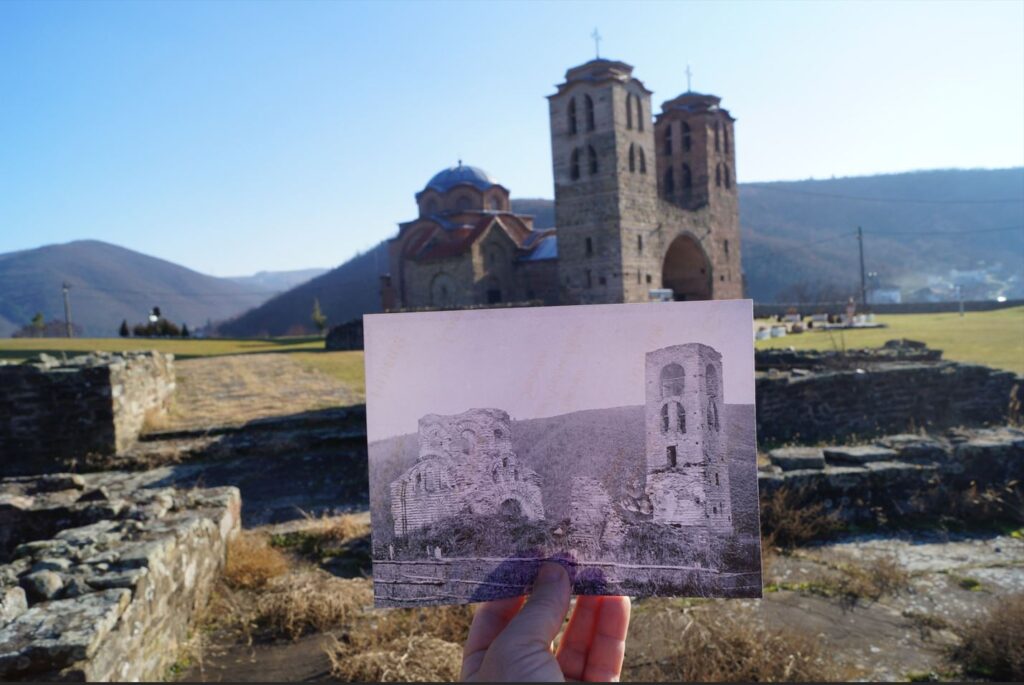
[0,586,27,626]
[768,446,825,471]
[823,445,899,465]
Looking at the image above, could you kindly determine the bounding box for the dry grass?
[269,512,370,562]
[254,570,372,640]
[822,554,911,606]
[949,593,1024,681]
[760,486,843,551]
[624,602,857,682]
[223,532,291,590]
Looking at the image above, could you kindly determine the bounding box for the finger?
[556,595,603,680]
[496,561,571,651]
[461,595,526,680]
[582,596,631,682]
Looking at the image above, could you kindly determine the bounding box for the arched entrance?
[662,234,711,301]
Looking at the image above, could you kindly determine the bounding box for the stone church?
[381,56,743,309]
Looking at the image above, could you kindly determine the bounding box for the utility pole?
[857,226,867,307]
[61,282,73,338]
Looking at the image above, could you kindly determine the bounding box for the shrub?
[760,486,843,550]
[223,532,290,590]
[949,593,1024,680]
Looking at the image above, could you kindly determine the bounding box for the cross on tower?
[685,64,693,92]
[591,28,602,58]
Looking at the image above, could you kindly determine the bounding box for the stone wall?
[0,352,175,477]
[759,426,1024,524]
[0,472,240,681]
[756,359,1020,444]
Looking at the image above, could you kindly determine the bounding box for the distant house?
[867,286,902,305]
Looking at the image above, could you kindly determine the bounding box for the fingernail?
[537,562,565,585]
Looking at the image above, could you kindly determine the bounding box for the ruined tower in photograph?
[548,59,743,305]
[643,343,733,533]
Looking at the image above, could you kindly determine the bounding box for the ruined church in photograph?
[381,57,743,309]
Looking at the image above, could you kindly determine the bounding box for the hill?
[0,240,276,337]
[226,268,328,294]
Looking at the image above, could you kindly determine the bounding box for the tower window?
[713,505,717,515]
[638,147,646,174]
[629,143,636,173]
[682,122,691,152]
[635,96,644,131]
[707,399,720,432]
[661,403,669,433]
[585,237,593,256]
[568,97,578,135]
[682,163,692,189]
[676,401,686,433]
[706,364,719,396]
[664,167,675,197]
[660,362,685,398]
[714,121,721,152]
[724,239,730,256]
[598,275,606,286]
[664,124,673,155]
[626,94,633,130]
[715,164,722,188]
[502,457,508,468]
[494,429,502,439]
[570,148,580,181]
[585,269,592,288]
[724,164,732,189]
[646,273,652,284]
[637,234,643,253]
[667,445,677,468]
[585,94,595,132]
[724,125,730,153]
[715,473,720,486]
[587,145,598,175]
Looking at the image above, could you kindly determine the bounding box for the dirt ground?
[139,353,1023,683]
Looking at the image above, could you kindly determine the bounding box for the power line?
[742,183,1024,205]
[882,224,1024,236]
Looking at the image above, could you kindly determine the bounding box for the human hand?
[461,562,631,682]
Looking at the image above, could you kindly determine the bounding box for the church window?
[635,96,644,131]
[667,445,677,468]
[646,273,652,284]
[626,94,633,130]
[715,164,722,188]
[661,403,669,432]
[706,364,719,396]
[724,164,732,189]
[682,122,691,152]
[664,124,673,155]
[489,196,502,210]
[715,473,720,486]
[714,121,721,152]
[724,239,730,256]
[568,97,578,135]
[456,195,473,211]
[664,167,675,197]
[598,275,606,286]
[638,147,646,173]
[724,125,730,153]
[629,144,636,173]
[660,362,685,398]
[682,163,692,189]
[587,145,598,175]
[585,269,592,288]
[502,457,508,468]
[585,237,593,256]
[637,234,643,253]
[416,473,422,489]
[676,401,686,433]
[570,148,580,180]
[585,94,595,131]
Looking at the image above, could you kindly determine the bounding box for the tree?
[119,320,130,337]
[311,298,327,335]
[181,324,190,338]
[30,312,44,335]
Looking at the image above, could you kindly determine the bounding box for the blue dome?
[425,164,497,193]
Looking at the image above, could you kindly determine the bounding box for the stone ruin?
[0,472,239,681]
[390,408,544,537]
[0,352,175,477]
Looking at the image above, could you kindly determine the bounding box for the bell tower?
[548,59,658,304]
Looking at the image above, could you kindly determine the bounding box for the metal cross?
[686,64,693,92]
[591,28,602,58]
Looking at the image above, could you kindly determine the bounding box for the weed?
[948,593,1024,680]
[760,486,844,551]
[223,532,291,590]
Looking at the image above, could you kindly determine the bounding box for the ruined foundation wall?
[0,352,175,476]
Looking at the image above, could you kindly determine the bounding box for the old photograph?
[365,300,761,607]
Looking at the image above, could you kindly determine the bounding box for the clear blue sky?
[2,0,1022,276]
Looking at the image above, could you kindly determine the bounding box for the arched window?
[628,143,636,172]
[715,164,722,188]
[635,96,644,131]
[706,363,719,396]
[660,362,685,398]
[626,94,633,129]
[568,98,578,135]
[724,164,732,189]
[714,121,721,151]
[570,148,580,181]
[661,403,669,433]
[494,428,502,439]
[638,147,646,174]
[585,94,595,131]
[707,399,720,431]
[676,401,686,433]
[664,124,673,155]
[724,125,730,153]
[637,234,643,253]
[715,473,720,486]
[424,198,438,215]
[664,167,675,197]
[585,236,593,256]
[682,122,691,152]
[682,163,692,189]
[489,196,502,210]
[587,145,598,175]
[455,195,473,211]
[502,457,508,468]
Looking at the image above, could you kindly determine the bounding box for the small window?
[502,457,508,468]
[629,144,636,173]
[489,196,502,210]
[585,269,592,288]
[714,121,720,152]
[626,94,633,129]
[637,234,643,253]
[646,273,652,284]
[682,163,692,189]
[570,148,580,181]
[715,473,720,486]
[713,505,718,515]
[724,125,730,153]
[682,122,691,152]
[598,275,606,286]
[664,124,673,155]
[494,429,502,439]
[676,401,686,433]
[568,97,577,135]
[635,96,644,131]
[585,94,595,131]
[585,237,593,256]
[514,469,518,481]
[587,145,598,175]
[724,164,732,189]
[724,239,730,256]
[715,164,722,188]
[638,147,646,174]
[661,404,669,433]
[664,167,675,197]
[667,445,677,468]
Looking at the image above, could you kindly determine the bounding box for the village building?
[382,57,743,309]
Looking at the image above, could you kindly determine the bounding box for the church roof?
[424,163,498,193]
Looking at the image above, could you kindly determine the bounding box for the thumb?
[499,562,571,650]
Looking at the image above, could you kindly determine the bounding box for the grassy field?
[756,306,1024,374]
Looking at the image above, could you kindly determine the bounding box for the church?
[380,57,743,310]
